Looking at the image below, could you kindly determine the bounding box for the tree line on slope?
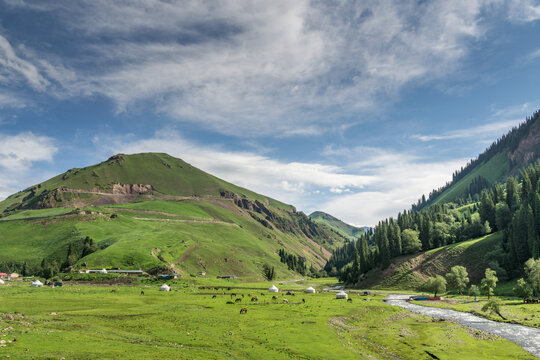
[330,161,540,284]
[412,110,540,212]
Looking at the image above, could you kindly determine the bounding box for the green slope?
[309,211,367,239]
[421,112,540,207]
[0,153,348,278]
[359,233,502,290]
[432,153,511,205]
[0,153,291,213]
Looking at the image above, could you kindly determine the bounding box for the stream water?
[385,294,540,358]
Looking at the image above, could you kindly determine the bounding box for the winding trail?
[385,294,540,358]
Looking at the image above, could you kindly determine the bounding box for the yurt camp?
[160,283,171,291]
[31,280,44,287]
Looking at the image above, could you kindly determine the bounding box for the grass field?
[0,280,534,359]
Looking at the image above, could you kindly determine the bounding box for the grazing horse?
[272,295,278,300]
[235,298,242,303]
[242,294,244,298]
[212,295,217,299]
[347,298,353,303]
[140,291,144,295]
[260,293,265,296]
[251,296,258,302]
[230,293,237,298]
[282,299,289,304]
[302,298,305,303]
[239,308,248,314]
[110,289,117,293]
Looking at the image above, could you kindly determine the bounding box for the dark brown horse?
[239,308,248,314]
[251,296,258,302]
[235,298,242,303]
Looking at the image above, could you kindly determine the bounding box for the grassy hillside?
[432,153,511,205]
[418,111,540,208]
[0,153,291,213]
[0,153,348,278]
[359,233,502,290]
[309,211,368,239]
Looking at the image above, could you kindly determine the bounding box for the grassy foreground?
[0,281,534,359]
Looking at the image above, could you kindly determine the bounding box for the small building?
[108,270,145,276]
[86,269,108,274]
[9,273,19,279]
[0,273,7,279]
[305,287,316,293]
[31,280,44,287]
[160,284,171,292]
[158,273,178,280]
[197,272,206,276]
[336,291,348,299]
[268,285,279,293]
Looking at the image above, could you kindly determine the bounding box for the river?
[385,294,540,358]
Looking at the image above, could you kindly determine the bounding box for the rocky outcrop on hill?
[112,184,152,195]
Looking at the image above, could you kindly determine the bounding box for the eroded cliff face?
[509,119,540,165]
[4,183,154,211]
[112,184,152,195]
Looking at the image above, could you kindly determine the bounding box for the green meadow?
[0,280,534,359]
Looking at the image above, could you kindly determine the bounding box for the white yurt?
[336,290,348,299]
[305,286,316,293]
[31,280,44,287]
[160,283,171,292]
[99,269,108,274]
[268,285,279,293]
[0,279,4,285]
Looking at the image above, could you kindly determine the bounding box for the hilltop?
[0,153,347,279]
[0,153,291,214]
[309,211,369,239]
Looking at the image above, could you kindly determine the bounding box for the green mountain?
[0,153,347,278]
[309,211,369,239]
[415,111,540,209]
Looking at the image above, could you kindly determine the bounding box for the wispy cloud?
[1,0,493,136]
[412,102,540,142]
[0,34,49,91]
[507,0,540,23]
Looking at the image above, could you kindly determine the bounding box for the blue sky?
[1,0,540,226]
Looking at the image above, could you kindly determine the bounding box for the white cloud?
[0,34,49,91]
[412,119,523,141]
[0,132,58,199]
[1,0,495,136]
[508,0,540,22]
[321,154,467,226]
